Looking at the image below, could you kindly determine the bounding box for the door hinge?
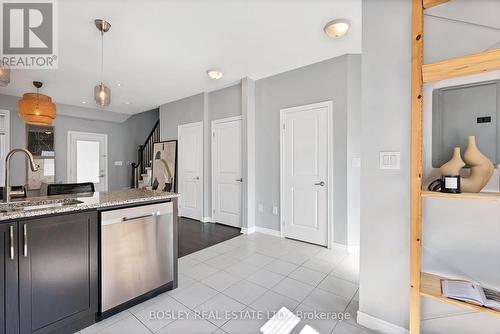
[212,131,215,137]
[282,123,285,130]
[213,209,215,215]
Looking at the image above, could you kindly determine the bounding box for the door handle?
[314,181,325,186]
[194,176,200,180]
[23,224,28,257]
[9,225,14,260]
[236,178,243,182]
[99,174,105,178]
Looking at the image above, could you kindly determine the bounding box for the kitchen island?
[0,189,180,334]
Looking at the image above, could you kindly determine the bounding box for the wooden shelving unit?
[420,273,500,318]
[410,0,500,332]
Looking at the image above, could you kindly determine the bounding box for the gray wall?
[159,93,204,141]
[359,1,500,333]
[0,93,158,191]
[255,55,361,245]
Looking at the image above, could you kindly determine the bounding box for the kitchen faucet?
[3,148,39,202]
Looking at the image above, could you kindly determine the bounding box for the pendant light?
[18,81,57,125]
[0,60,10,87]
[94,19,111,106]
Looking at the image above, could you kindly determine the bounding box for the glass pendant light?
[0,60,10,87]
[94,19,111,106]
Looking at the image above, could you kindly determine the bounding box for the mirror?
[26,125,55,190]
[432,79,500,167]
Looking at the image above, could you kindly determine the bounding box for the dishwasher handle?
[121,213,158,223]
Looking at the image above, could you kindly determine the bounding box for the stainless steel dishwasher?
[100,202,174,312]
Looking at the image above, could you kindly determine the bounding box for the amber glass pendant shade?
[94,82,111,106]
[18,82,57,126]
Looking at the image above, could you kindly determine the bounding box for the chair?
[47,182,95,196]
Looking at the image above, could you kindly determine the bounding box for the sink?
[0,199,84,213]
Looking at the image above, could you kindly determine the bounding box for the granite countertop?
[0,189,180,221]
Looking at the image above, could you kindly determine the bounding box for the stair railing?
[131,120,160,188]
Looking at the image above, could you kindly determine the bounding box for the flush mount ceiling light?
[18,81,57,126]
[0,60,10,87]
[324,19,350,38]
[94,19,111,107]
[207,69,223,80]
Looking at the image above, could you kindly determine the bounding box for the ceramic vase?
[461,136,494,193]
[440,147,465,176]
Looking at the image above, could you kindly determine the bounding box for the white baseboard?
[332,242,348,254]
[348,244,360,254]
[357,311,409,334]
[201,217,213,223]
[255,226,281,237]
[241,226,256,234]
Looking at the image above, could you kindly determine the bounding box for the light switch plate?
[380,151,401,170]
[351,157,361,168]
[114,161,123,166]
[272,206,278,215]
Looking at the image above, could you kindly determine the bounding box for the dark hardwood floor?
[178,217,241,258]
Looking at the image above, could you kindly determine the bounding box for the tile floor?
[79,233,376,334]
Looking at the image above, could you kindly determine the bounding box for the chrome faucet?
[4,149,39,202]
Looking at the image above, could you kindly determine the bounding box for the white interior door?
[178,122,203,220]
[281,102,331,246]
[68,131,108,192]
[212,117,242,227]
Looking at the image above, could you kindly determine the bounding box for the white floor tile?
[182,262,220,280]
[170,282,219,309]
[178,274,198,289]
[195,293,246,327]
[318,275,359,300]
[250,290,299,313]
[80,311,131,334]
[289,266,327,286]
[156,317,219,334]
[205,254,240,270]
[271,278,315,302]
[134,295,190,332]
[224,262,261,278]
[333,321,375,334]
[278,251,311,265]
[202,270,242,292]
[188,248,220,262]
[221,310,268,334]
[206,242,239,254]
[302,258,337,274]
[247,269,285,289]
[244,253,275,267]
[294,303,338,334]
[263,259,299,276]
[95,315,150,334]
[223,280,267,305]
[302,288,350,312]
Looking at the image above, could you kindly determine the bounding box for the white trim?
[357,311,409,334]
[178,121,204,220]
[279,101,334,248]
[201,217,213,223]
[0,110,10,187]
[67,131,108,191]
[241,226,255,234]
[333,243,348,254]
[347,244,360,254]
[211,115,243,228]
[255,226,281,237]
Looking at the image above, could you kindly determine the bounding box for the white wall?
[359,1,500,333]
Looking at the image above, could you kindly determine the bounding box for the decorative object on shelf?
[151,141,177,192]
[461,136,494,193]
[428,147,464,193]
[0,60,10,86]
[94,19,111,106]
[18,81,57,126]
[440,147,465,175]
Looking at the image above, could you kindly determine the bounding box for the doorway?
[67,131,108,192]
[211,116,242,228]
[178,122,204,220]
[280,101,333,247]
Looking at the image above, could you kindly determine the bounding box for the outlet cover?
[272,206,279,215]
[379,151,400,170]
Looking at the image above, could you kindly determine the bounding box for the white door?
[68,131,108,192]
[212,117,242,227]
[281,102,332,246]
[178,122,203,220]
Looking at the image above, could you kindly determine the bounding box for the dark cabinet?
[0,223,19,334]
[18,212,98,334]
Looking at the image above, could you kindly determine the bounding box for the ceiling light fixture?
[207,69,223,80]
[81,101,87,104]
[123,101,131,105]
[324,19,350,38]
[18,81,57,126]
[94,19,111,107]
[0,60,10,87]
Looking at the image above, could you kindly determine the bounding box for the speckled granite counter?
[0,189,179,221]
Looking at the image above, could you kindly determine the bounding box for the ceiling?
[0,0,362,115]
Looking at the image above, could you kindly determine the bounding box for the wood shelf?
[423,0,450,9]
[423,48,500,83]
[421,190,500,202]
[420,272,500,317]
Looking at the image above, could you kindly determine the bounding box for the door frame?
[279,101,334,248]
[211,115,243,227]
[178,121,204,220]
[67,131,108,191]
[0,110,10,187]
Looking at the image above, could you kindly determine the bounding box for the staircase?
[131,120,160,188]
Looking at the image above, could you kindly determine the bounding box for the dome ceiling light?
[94,19,111,107]
[324,19,350,38]
[207,69,223,80]
[18,81,57,126]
